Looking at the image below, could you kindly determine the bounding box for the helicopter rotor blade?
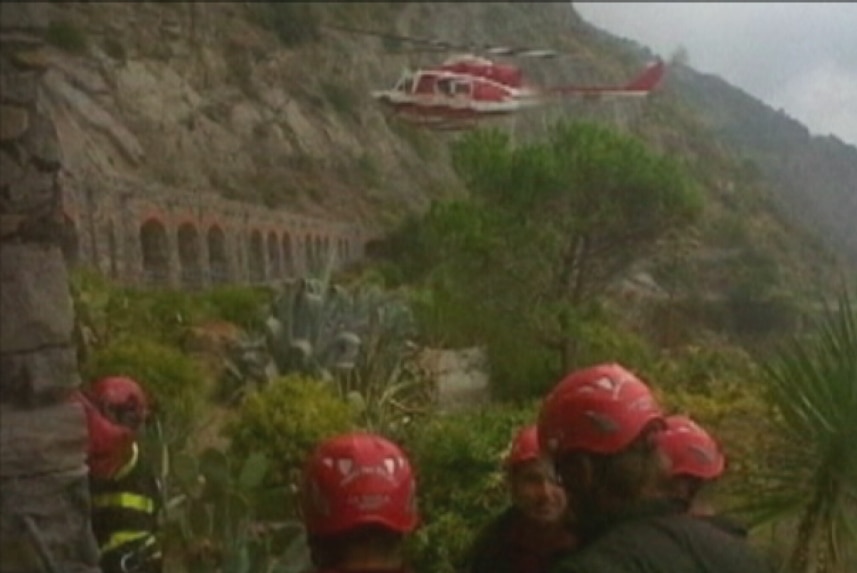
[322,23,572,60]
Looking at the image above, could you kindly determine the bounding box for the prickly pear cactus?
[163,448,311,573]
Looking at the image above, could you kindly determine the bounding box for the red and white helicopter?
[326,25,667,131]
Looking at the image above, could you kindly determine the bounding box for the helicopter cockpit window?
[394,72,415,94]
[453,81,471,96]
[436,78,471,97]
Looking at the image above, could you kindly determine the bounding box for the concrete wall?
[59,172,372,289]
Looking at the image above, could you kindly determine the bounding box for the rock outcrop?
[0,4,99,572]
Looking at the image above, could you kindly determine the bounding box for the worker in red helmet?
[537,363,773,573]
[466,424,576,573]
[76,376,163,573]
[657,414,747,538]
[299,432,419,572]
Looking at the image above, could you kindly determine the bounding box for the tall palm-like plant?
[743,291,857,573]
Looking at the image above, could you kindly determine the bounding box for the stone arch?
[107,220,118,279]
[59,213,80,266]
[282,231,294,277]
[208,224,229,284]
[323,236,331,265]
[267,230,281,280]
[315,236,324,268]
[178,222,203,289]
[337,238,346,262]
[304,233,314,273]
[140,218,169,284]
[249,229,265,283]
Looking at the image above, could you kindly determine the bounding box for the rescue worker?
[467,425,576,573]
[537,362,773,573]
[299,432,420,572]
[657,414,748,538]
[76,376,163,573]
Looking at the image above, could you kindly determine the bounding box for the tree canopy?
[388,120,702,395]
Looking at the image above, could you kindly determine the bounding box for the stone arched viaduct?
[59,173,371,289]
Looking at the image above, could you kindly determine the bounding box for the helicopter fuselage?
[370,54,665,129]
[371,65,543,126]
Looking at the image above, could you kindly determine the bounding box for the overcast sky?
[573,2,857,147]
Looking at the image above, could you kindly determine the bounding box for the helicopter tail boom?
[547,59,666,100]
[624,59,666,92]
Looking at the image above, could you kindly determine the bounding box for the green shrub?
[651,343,773,511]
[82,337,208,443]
[142,290,210,337]
[401,403,537,572]
[45,19,88,54]
[408,512,473,573]
[226,375,356,487]
[486,331,559,401]
[71,269,269,358]
[653,343,759,395]
[201,285,270,332]
[571,308,657,372]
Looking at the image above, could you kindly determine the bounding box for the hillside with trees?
[581,22,857,265]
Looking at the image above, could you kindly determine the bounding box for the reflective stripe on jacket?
[90,442,162,568]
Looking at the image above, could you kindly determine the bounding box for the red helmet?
[71,391,135,478]
[503,425,541,469]
[88,376,149,430]
[538,363,664,456]
[300,432,419,537]
[657,415,725,480]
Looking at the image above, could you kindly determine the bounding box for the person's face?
[553,454,593,520]
[508,458,567,524]
[103,402,144,432]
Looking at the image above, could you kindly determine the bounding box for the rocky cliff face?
[25,2,660,227]
[0,4,99,572]
[28,2,464,229]
[19,2,854,270]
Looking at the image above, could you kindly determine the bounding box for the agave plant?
[220,253,436,432]
[738,290,857,573]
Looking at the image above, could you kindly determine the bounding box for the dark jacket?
[90,442,163,573]
[674,497,751,539]
[549,499,773,573]
[699,513,750,539]
[468,507,577,573]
